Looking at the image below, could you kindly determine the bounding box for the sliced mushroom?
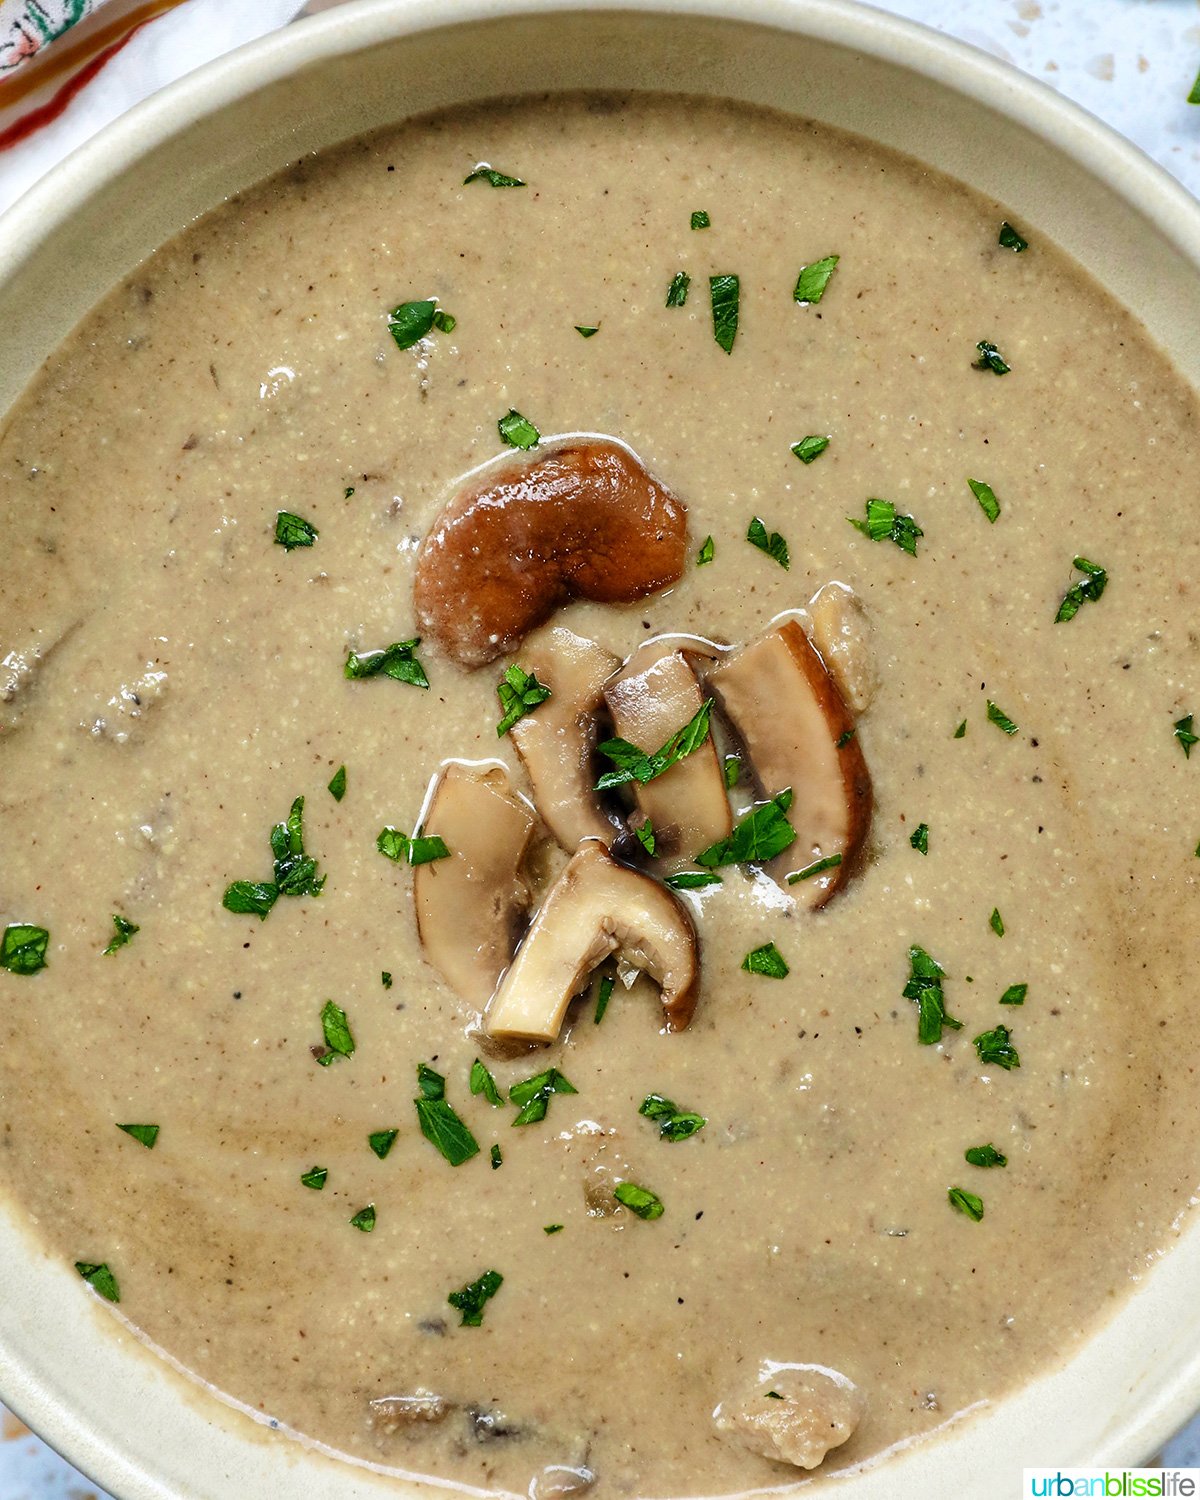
[805,582,877,714]
[707,620,871,907]
[367,1391,449,1434]
[484,841,698,1042]
[713,1364,865,1470]
[413,761,536,1008]
[508,625,623,852]
[603,641,732,864]
[414,436,689,667]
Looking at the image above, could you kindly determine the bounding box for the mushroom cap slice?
[509,625,623,852]
[413,761,536,1009]
[603,642,732,865]
[804,582,877,715]
[707,619,872,907]
[713,1365,865,1470]
[414,436,689,668]
[484,841,699,1043]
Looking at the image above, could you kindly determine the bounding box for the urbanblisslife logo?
[1024,1471,1200,1497]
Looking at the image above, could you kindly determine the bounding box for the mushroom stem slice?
[707,619,872,907]
[603,642,732,865]
[413,761,536,1009]
[509,625,623,852]
[484,841,699,1043]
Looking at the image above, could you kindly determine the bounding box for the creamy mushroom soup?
[1,91,1199,1498]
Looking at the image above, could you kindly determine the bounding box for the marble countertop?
[2,0,1199,1494]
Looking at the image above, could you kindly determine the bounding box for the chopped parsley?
[415,1063,480,1166]
[300,1166,327,1190]
[544,1223,564,1235]
[223,795,325,918]
[1055,557,1108,622]
[116,1123,158,1149]
[575,324,599,338]
[327,765,347,801]
[1,922,49,975]
[836,729,855,749]
[593,972,615,1024]
[742,941,789,978]
[386,299,456,350]
[974,1023,1020,1070]
[910,824,929,855]
[1191,70,1200,105]
[786,852,843,884]
[221,880,278,920]
[696,789,796,867]
[986,700,1018,736]
[75,1261,120,1302]
[967,478,1001,524]
[998,221,1029,252]
[470,1058,504,1107]
[490,1144,503,1169]
[635,819,657,856]
[345,638,429,689]
[792,435,830,465]
[690,210,711,229]
[1175,714,1199,758]
[496,664,552,736]
[710,273,740,354]
[103,914,139,955]
[448,1268,503,1326]
[595,699,714,790]
[974,339,1011,375]
[614,1181,664,1220]
[666,271,690,308]
[965,1144,1007,1168]
[848,498,923,556]
[349,1204,376,1233]
[903,945,962,1046]
[746,516,789,569]
[377,827,450,865]
[510,1067,577,1126]
[723,754,741,787]
[989,907,1006,937]
[381,971,393,989]
[274,510,319,550]
[999,982,1027,1006]
[948,1187,984,1222]
[317,1000,355,1067]
[639,1093,707,1142]
[953,719,967,739]
[793,254,839,304]
[664,870,723,891]
[696,534,715,566]
[463,163,524,187]
[497,408,540,450]
[368,1129,399,1160]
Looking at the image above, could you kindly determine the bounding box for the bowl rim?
[4,1,1200,1495]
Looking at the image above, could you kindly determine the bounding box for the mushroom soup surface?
[1,91,1199,1498]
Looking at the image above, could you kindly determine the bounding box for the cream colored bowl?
[2,2,1199,1495]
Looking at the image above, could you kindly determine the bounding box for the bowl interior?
[2,2,1199,1496]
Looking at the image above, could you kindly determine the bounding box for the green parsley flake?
[300,1166,327,1190]
[1055,557,1108,622]
[368,1129,399,1160]
[1174,714,1198,758]
[575,324,599,338]
[635,819,657,856]
[974,1023,1020,1070]
[639,1093,707,1142]
[376,827,450,866]
[448,1268,503,1326]
[742,941,789,978]
[999,982,1027,1006]
[910,824,929,856]
[345,638,429,689]
[989,907,1006,937]
[75,1261,120,1302]
[1,922,49,975]
[386,299,456,350]
[967,478,1001,524]
[666,271,690,308]
[710,273,740,354]
[382,971,393,989]
[793,254,839,304]
[848,498,924,556]
[903,945,962,1046]
[327,765,347,802]
[349,1204,376,1233]
[614,1181,665,1220]
[222,795,325,919]
[510,1067,578,1126]
[690,210,711,229]
[697,535,715,566]
[496,664,552,736]
[497,408,540,450]
[948,1187,984,1222]
[117,1123,158,1149]
[786,853,842,884]
[317,999,355,1067]
[1190,70,1200,105]
[470,1058,504,1107]
[664,870,723,891]
[792,435,830,464]
[464,163,524,187]
[974,340,1011,375]
[986,700,1019,736]
[490,1144,503,1169]
[953,720,967,739]
[544,1223,564,1235]
[415,1063,479,1166]
[344,485,355,499]
[697,790,796,868]
[103,914,139,955]
[998,221,1029,252]
[596,699,714,791]
[593,973,615,1024]
[965,1144,1007,1168]
[836,729,856,748]
[274,510,319,550]
[723,754,741,788]
[746,516,789,569]
[221,881,278,920]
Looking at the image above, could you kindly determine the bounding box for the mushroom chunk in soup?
[1,89,1199,1500]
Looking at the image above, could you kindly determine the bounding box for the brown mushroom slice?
[603,642,732,863]
[508,625,622,852]
[707,619,871,907]
[805,582,877,714]
[713,1365,865,1470]
[414,436,689,667]
[484,841,698,1042]
[413,761,536,1008]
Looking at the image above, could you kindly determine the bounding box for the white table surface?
[2,0,1200,1494]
